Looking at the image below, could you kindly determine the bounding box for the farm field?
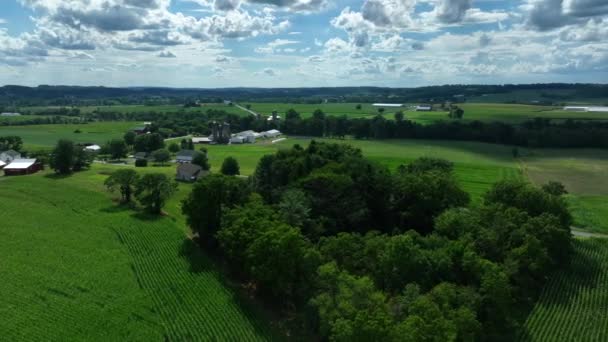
[0,167,276,341]
[239,102,608,123]
[15,102,608,124]
[0,122,139,148]
[521,148,608,233]
[520,238,608,341]
[21,103,246,116]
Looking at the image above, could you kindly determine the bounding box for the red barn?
[3,159,42,176]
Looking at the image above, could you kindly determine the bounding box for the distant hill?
[1,83,607,106]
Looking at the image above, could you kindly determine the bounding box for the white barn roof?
[373,103,403,107]
[5,159,36,170]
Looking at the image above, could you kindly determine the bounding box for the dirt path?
[572,227,608,238]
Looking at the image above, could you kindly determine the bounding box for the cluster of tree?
[3,84,606,106]
[0,116,83,126]
[276,110,608,148]
[182,142,572,340]
[0,136,23,151]
[49,139,93,174]
[104,169,177,214]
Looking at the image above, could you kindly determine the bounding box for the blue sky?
[0,0,607,87]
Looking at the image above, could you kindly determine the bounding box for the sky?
[0,0,607,88]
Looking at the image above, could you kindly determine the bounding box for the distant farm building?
[416,105,432,111]
[211,121,231,144]
[263,129,282,139]
[3,159,42,176]
[134,152,149,160]
[192,137,212,144]
[373,103,403,108]
[563,106,608,112]
[0,150,21,163]
[176,150,198,163]
[84,145,101,152]
[0,112,21,117]
[132,126,150,135]
[234,130,259,143]
[176,163,207,182]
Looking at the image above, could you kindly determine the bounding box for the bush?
[135,159,148,167]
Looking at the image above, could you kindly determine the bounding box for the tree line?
[180,141,572,340]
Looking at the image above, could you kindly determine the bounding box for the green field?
[17,102,608,124]
[22,104,246,116]
[0,166,276,341]
[0,122,139,148]
[520,238,608,341]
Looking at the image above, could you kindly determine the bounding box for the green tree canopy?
[135,173,177,214]
[104,169,139,203]
[220,156,240,176]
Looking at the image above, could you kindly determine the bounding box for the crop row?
[520,239,608,341]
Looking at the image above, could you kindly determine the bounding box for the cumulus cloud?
[435,0,472,24]
[525,0,608,31]
[256,67,277,76]
[157,50,176,57]
[255,38,299,53]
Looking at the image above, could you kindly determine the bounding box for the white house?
[416,105,432,111]
[0,150,21,163]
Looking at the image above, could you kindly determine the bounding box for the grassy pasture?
[520,238,608,341]
[521,148,608,233]
[0,167,275,341]
[0,122,139,148]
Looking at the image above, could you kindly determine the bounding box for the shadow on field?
[100,204,133,214]
[177,238,285,340]
[178,239,212,274]
[44,173,73,179]
[131,212,164,221]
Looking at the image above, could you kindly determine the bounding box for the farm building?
[230,136,244,144]
[416,105,432,111]
[132,126,150,135]
[0,112,21,117]
[563,106,608,112]
[192,137,212,144]
[373,103,403,108]
[0,160,6,169]
[263,129,282,139]
[176,150,198,163]
[134,152,149,160]
[234,130,259,143]
[3,159,42,176]
[176,163,208,182]
[84,145,101,152]
[0,150,21,163]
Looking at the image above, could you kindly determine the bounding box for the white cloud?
[157,50,176,57]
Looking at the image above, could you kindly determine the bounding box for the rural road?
[235,104,260,118]
[572,228,608,238]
